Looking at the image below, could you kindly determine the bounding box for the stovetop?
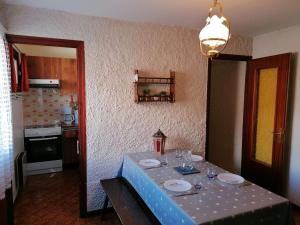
[24,124,62,137]
[25,124,61,129]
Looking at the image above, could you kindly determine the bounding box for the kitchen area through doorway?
[10,43,80,222]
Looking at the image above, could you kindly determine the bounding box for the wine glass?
[182,151,193,172]
[192,176,203,190]
[159,155,168,166]
[206,167,217,180]
[175,149,183,158]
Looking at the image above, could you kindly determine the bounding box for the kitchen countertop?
[61,122,79,131]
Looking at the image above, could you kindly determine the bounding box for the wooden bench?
[101,178,161,225]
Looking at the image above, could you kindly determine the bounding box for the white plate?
[139,159,161,168]
[163,179,192,192]
[217,173,245,184]
[191,154,203,162]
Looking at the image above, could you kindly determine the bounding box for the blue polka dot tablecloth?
[121,151,294,225]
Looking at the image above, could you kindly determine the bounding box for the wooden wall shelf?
[134,70,175,103]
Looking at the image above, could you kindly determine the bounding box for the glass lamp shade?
[199,15,229,47]
[199,1,231,57]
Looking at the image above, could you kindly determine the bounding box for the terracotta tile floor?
[14,169,120,225]
[14,169,300,225]
[294,207,300,225]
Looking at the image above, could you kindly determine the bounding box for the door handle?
[272,128,285,135]
[77,140,80,155]
[273,131,283,135]
[272,129,285,143]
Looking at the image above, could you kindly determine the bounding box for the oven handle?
[29,137,58,141]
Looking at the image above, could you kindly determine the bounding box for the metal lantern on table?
[152,129,167,156]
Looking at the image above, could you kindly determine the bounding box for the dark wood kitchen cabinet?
[27,56,77,95]
[62,128,79,168]
[27,56,61,79]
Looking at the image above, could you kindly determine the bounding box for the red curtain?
[21,53,29,92]
[8,44,17,93]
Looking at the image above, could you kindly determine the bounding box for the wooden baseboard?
[0,197,8,225]
[81,207,113,218]
[292,203,300,211]
[6,187,13,225]
[0,187,14,225]
[63,163,79,170]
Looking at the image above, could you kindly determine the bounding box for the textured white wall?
[11,98,24,202]
[0,14,6,36]
[2,4,252,211]
[209,60,246,174]
[0,23,5,36]
[253,24,300,206]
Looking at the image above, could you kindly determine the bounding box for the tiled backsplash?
[23,88,77,126]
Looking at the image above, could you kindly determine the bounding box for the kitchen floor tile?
[14,169,120,225]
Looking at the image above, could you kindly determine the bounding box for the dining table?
[121,150,294,225]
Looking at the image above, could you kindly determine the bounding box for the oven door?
[25,135,62,163]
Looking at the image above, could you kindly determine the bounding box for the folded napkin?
[174,166,200,175]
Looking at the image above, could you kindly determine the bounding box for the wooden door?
[242,53,291,194]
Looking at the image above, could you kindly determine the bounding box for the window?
[0,37,13,199]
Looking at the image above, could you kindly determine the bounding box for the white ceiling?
[4,0,300,36]
[15,44,76,58]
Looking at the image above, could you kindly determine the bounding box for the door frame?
[205,54,252,161]
[6,34,88,217]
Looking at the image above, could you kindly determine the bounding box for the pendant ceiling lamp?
[199,0,231,57]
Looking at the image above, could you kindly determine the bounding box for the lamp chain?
[213,0,218,7]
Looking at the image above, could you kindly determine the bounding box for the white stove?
[24,125,63,175]
[24,125,62,137]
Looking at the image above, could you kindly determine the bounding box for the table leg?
[101,195,109,221]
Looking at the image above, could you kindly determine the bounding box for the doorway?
[6,34,87,219]
[206,54,251,174]
[206,53,292,195]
